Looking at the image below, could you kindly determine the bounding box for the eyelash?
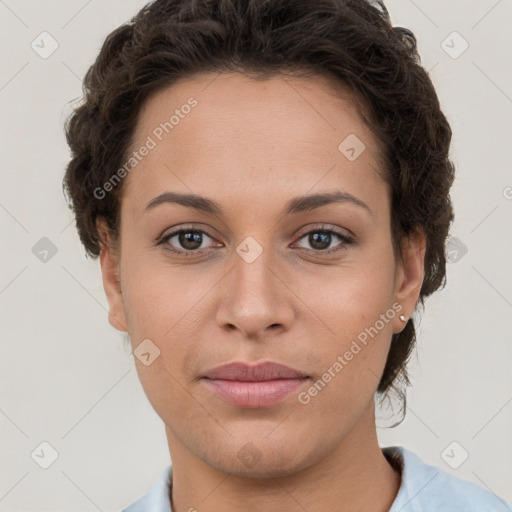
[156,225,355,257]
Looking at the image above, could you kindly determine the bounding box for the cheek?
[120,257,211,391]
[295,262,396,404]
[120,252,206,336]
[295,316,393,423]
[302,260,396,339]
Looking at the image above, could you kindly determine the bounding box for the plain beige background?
[1,0,511,510]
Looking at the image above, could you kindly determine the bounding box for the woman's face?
[99,72,424,477]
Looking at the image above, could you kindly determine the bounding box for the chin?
[202,437,321,479]
[215,454,312,479]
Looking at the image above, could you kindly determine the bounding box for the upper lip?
[202,361,309,381]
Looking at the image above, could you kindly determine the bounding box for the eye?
[294,227,355,255]
[156,225,355,257]
[157,227,219,256]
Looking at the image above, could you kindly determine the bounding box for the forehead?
[121,71,387,217]
[131,70,378,153]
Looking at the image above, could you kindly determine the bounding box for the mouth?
[201,361,310,408]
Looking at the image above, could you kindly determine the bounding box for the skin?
[98,71,425,512]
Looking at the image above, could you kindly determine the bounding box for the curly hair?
[62,0,455,419]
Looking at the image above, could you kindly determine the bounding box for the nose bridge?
[216,235,294,337]
[235,239,276,300]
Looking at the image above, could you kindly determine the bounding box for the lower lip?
[202,378,309,408]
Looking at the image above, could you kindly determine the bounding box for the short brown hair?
[62,0,455,417]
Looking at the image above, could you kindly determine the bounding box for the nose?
[215,246,295,340]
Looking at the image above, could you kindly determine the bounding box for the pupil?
[310,232,330,250]
[180,231,202,250]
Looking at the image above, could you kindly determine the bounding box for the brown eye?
[158,228,217,256]
[295,228,354,255]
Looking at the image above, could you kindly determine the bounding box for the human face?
[99,71,424,477]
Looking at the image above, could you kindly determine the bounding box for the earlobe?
[393,227,426,332]
[97,218,128,332]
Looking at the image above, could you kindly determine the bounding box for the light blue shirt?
[122,445,511,511]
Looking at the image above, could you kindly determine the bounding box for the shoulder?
[385,445,511,512]
[121,465,173,512]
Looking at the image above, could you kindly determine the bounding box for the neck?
[166,403,401,512]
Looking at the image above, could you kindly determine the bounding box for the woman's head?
[63,0,454,469]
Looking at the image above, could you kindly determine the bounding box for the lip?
[201,361,310,408]
[202,361,308,381]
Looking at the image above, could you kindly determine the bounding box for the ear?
[392,226,426,334]
[97,218,128,332]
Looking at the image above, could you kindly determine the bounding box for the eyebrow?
[145,189,372,217]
